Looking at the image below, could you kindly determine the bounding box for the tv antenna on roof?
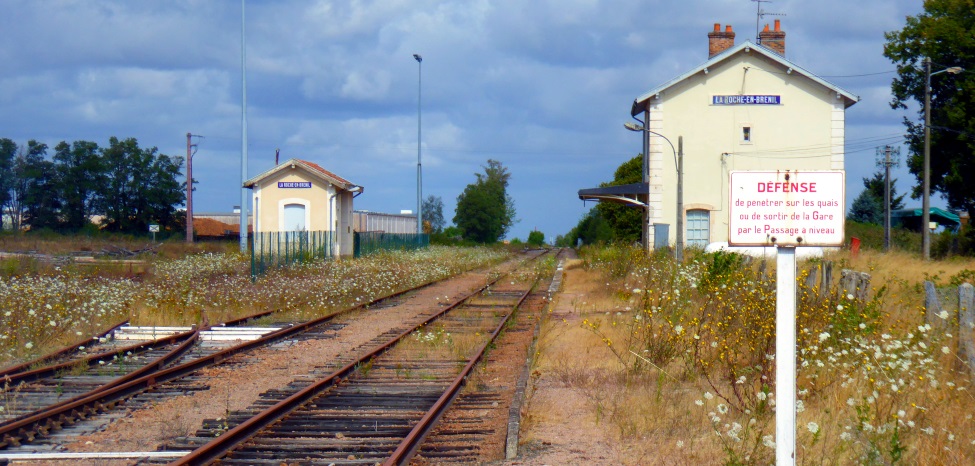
[752,0,786,44]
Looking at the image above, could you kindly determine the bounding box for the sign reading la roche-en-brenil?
[729,170,845,247]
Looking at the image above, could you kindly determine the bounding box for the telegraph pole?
[874,145,900,252]
[186,133,203,243]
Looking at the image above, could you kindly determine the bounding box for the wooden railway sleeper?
[2,433,19,448]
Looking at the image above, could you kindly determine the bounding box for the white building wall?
[646,51,845,246]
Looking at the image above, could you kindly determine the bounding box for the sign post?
[728,170,844,465]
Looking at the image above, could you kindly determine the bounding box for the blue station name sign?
[712,95,781,105]
[278,181,312,188]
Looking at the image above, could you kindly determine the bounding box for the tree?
[54,140,103,230]
[10,140,56,230]
[0,139,15,229]
[595,155,643,242]
[453,159,516,243]
[848,189,883,225]
[863,170,905,212]
[527,230,545,246]
[559,207,613,247]
[574,208,613,245]
[100,137,185,233]
[422,195,445,233]
[884,0,975,217]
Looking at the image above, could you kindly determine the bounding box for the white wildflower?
[807,422,819,434]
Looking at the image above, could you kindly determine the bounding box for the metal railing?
[251,230,335,277]
[353,232,428,258]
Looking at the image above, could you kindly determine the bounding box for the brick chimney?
[759,19,786,56]
[708,23,736,58]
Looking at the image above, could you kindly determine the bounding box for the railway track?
[0,308,291,426]
[166,252,550,465]
[0,249,554,463]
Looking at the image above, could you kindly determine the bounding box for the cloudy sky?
[0,0,926,241]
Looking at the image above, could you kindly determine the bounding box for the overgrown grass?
[0,244,512,367]
[554,244,975,464]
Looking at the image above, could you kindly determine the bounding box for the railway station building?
[244,158,363,257]
[581,21,859,249]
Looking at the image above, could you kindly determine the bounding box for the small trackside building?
[622,21,859,248]
[243,158,362,257]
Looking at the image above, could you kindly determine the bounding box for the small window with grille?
[686,210,710,248]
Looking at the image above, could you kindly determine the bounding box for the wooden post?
[958,284,975,373]
[924,281,946,329]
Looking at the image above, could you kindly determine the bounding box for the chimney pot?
[708,22,736,58]
[759,20,786,56]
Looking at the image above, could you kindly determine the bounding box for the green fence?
[353,232,429,258]
[251,230,335,277]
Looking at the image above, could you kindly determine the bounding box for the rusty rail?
[384,282,536,466]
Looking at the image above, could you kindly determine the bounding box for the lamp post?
[922,58,963,260]
[413,53,423,236]
[239,0,249,253]
[624,122,683,261]
[185,133,202,243]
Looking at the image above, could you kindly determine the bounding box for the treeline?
[0,137,184,234]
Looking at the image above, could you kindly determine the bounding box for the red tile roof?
[298,160,352,186]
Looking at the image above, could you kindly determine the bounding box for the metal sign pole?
[776,246,796,465]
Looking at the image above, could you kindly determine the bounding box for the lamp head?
[947,66,964,74]
[623,122,644,132]
[413,54,422,63]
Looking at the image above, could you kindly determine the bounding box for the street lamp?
[414,53,423,236]
[624,122,684,261]
[922,58,963,260]
[186,133,202,243]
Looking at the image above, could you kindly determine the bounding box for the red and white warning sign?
[729,170,845,247]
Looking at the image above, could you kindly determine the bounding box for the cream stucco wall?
[251,167,336,234]
[251,165,366,257]
[644,50,846,247]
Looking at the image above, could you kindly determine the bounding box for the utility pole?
[186,133,203,243]
[676,136,684,262]
[922,57,932,260]
[876,145,900,252]
[884,146,892,252]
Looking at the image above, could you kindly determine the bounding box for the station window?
[742,126,752,143]
[686,210,710,248]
